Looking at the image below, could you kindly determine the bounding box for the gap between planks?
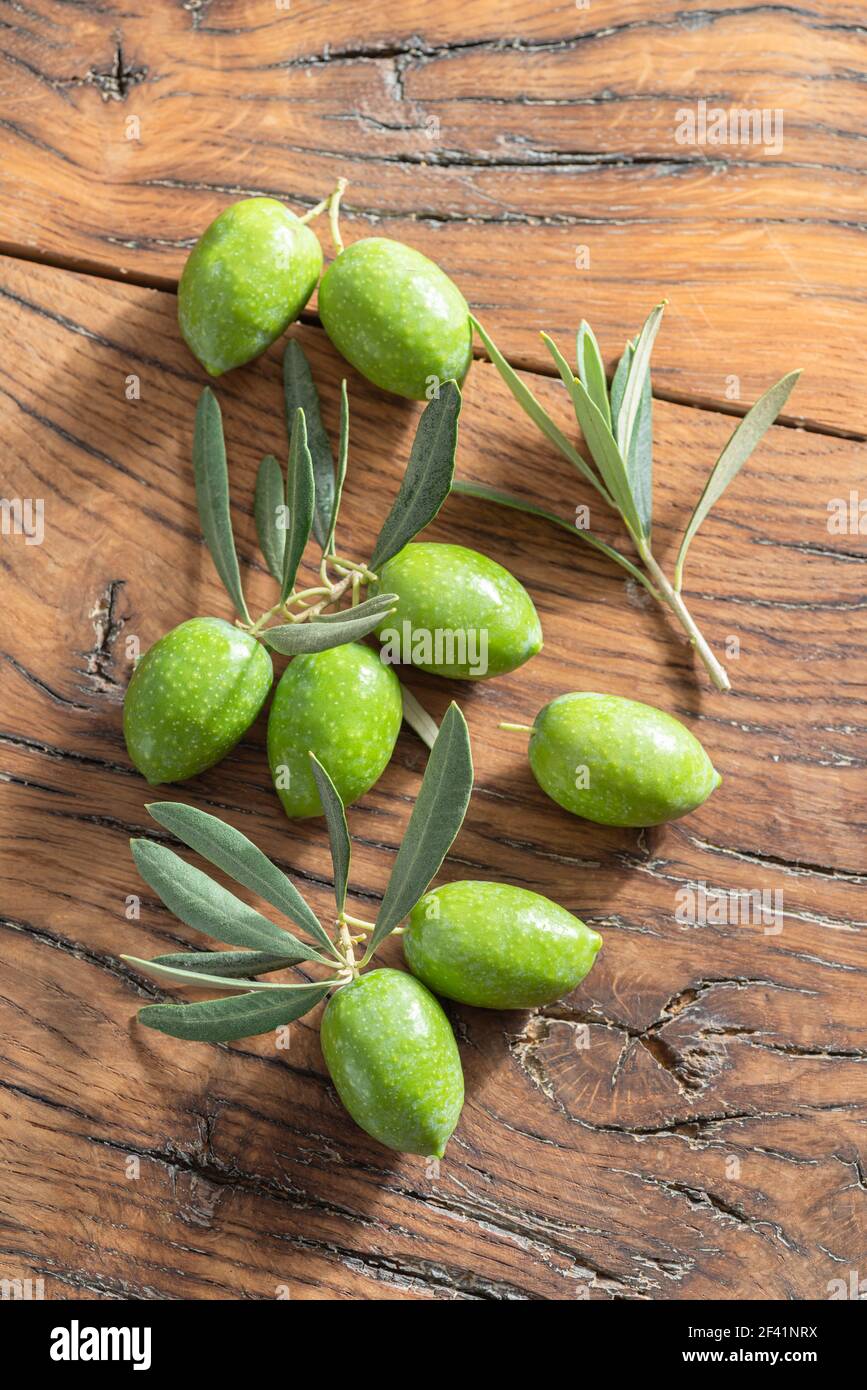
[0,239,860,445]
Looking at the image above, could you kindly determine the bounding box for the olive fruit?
[404,881,602,1009]
[123,618,273,786]
[318,238,472,400]
[526,692,721,827]
[320,969,464,1157]
[178,198,323,376]
[372,542,542,680]
[267,643,402,818]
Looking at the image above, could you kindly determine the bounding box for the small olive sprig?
[459,307,801,692]
[121,703,473,1043]
[194,340,461,666]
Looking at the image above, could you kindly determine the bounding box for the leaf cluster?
[125,706,473,1042]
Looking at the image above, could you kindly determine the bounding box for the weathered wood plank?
[0,256,863,1299]
[0,3,865,427]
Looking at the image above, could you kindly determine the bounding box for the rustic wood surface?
[1,0,867,429]
[0,3,865,1302]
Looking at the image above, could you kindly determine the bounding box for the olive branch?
[122,704,472,1043]
[194,340,461,667]
[457,307,801,692]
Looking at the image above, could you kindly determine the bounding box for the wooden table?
[1,2,864,1301]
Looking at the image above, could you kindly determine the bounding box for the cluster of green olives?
[178,185,472,401]
[123,338,544,822]
[119,193,724,1160]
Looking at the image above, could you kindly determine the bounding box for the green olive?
[123,618,273,786]
[318,238,472,400]
[320,969,464,1157]
[178,198,323,375]
[371,542,542,679]
[266,643,402,818]
[405,881,602,1009]
[527,692,721,827]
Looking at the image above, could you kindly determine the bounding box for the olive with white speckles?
[123,617,273,786]
[320,969,464,1158]
[526,692,722,827]
[267,643,402,819]
[178,199,323,376]
[404,881,603,1010]
[318,238,472,400]
[371,542,542,679]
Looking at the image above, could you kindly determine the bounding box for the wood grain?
[0,2,866,428]
[0,257,863,1300]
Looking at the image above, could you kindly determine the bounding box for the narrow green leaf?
[674,370,801,589]
[122,953,320,992]
[366,703,473,957]
[193,388,250,623]
[281,408,315,600]
[609,340,635,424]
[576,321,611,429]
[131,838,332,961]
[283,339,335,550]
[324,380,349,557]
[610,341,653,537]
[628,367,653,537]
[309,754,351,914]
[254,454,286,582]
[471,315,613,505]
[616,301,665,471]
[138,983,332,1043]
[151,948,310,976]
[263,604,395,655]
[543,334,644,537]
[312,592,397,624]
[450,480,657,593]
[369,382,462,572]
[144,802,336,957]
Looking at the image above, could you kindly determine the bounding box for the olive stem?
[329,177,349,257]
[297,193,332,226]
[336,913,359,977]
[343,913,375,931]
[245,601,286,637]
[636,541,732,693]
[499,722,533,734]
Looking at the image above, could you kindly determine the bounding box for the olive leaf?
[122,954,316,992]
[193,388,251,623]
[311,591,397,624]
[369,382,462,572]
[254,453,286,582]
[364,702,473,959]
[281,407,316,601]
[471,315,611,505]
[609,341,634,423]
[542,333,643,537]
[151,948,310,976]
[450,480,657,594]
[309,754,350,915]
[138,982,333,1043]
[323,380,349,557]
[674,369,801,590]
[144,802,337,957]
[576,321,611,429]
[284,339,335,551]
[610,340,653,537]
[132,838,333,962]
[615,301,665,470]
[262,603,395,655]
